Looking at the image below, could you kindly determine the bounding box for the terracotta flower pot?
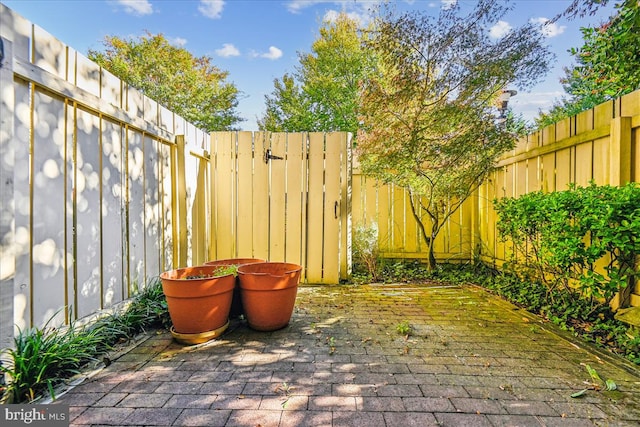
[205,258,265,317]
[237,262,302,331]
[160,265,236,337]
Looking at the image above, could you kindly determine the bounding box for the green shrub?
[352,223,381,282]
[494,182,640,307]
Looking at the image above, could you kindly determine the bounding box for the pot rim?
[237,262,302,277]
[160,264,236,281]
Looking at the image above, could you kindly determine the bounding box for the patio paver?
[53,283,640,426]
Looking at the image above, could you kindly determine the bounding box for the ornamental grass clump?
[0,278,169,403]
[0,316,105,403]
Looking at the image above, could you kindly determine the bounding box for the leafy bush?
[494,182,640,308]
[352,223,381,282]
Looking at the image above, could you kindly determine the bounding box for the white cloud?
[510,90,565,122]
[172,37,187,47]
[441,0,457,10]
[323,9,368,26]
[199,0,224,19]
[287,0,324,14]
[260,46,283,60]
[530,17,566,38]
[287,0,379,19]
[216,43,241,57]
[490,20,512,39]
[116,0,153,16]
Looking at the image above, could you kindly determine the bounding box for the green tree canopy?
[259,13,374,132]
[357,0,552,270]
[536,0,639,128]
[89,32,242,131]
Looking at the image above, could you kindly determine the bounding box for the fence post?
[609,116,632,310]
[0,36,15,350]
[609,117,632,186]
[175,135,188,268]
[340,132,353,280]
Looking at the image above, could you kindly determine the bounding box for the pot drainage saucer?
[170,320,230,345]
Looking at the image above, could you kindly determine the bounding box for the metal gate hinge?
[264,148,284,163]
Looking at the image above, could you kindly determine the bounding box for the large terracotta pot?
[160,265,235,338]
[204,258,265,317]
[237,262,302,331]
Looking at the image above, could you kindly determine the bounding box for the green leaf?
[605,379,617,391]
[585,364,602,383]
[571,389,589,398]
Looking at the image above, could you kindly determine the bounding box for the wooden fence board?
[377,184,392,253]
[236,132,254,258]
[75,107,102,318]
[31,89,66,327]
[392,186,405,252]
[306,133,325,283]
[541,153,555,192]
[284,133,306,267]
[322,133,342,284]
[340,133,352,279]
[269,133,287,262]
[252,132,270,261]
[190,156,209,266]
[213,132,235,259]
[101,120,125,308]
[593,137,610,185]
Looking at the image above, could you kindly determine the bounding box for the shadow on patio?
[55,283,640,427]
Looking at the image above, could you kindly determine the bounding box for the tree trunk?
[407,193,439,272]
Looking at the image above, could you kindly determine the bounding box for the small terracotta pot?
[160,265,235,335]
[204,258,265,317]
[237,262,302,331]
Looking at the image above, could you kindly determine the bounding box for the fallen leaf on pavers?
[499,384,513,392]
[522,317,530,322]
[571,389,589,398]
[237,395,245,399]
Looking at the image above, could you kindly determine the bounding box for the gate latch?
[264,148,284,163]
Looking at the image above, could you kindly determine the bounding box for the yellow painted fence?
[2,2,640,354]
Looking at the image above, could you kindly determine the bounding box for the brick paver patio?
[54,283,640,426]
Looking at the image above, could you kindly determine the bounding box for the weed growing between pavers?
[396,320,412,337]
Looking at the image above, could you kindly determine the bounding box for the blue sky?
[1,0,618,129]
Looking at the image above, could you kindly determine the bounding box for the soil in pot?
[237,262,302,331]
[205,258,265,318]
[160,265,236,336]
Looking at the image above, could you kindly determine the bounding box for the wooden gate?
[208,131,352,284]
